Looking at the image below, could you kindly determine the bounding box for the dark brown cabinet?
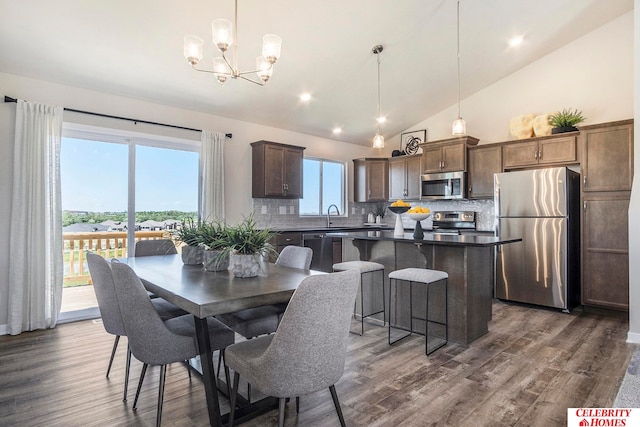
[420,136,478,174]
[468,145,502,199]
[582,196,630,310]
[580,120,633,310]
[251,141,305,198]
[389,154,422,201]
[581,122,634,192]
[503,134,578,169]
[422,142,466,173]
[354,158,389,202]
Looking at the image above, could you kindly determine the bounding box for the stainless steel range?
[431,211,476,234]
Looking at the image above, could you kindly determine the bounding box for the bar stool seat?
[333,261,385,335]
[388,267,448,355]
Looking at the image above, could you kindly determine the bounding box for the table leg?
[194,316,223,427]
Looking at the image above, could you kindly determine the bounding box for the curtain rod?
[4,96,232,139]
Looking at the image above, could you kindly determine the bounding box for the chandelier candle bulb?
[262,34,282,63]
[256,56,273,82]
[184,35,204,64]
[211,19,232,51]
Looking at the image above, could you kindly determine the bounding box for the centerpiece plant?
[199,219,231,272]
[217,216,277,278]
[172,217,204,265]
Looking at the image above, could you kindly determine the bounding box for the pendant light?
[372,45,385,148]
[452,0,467,135]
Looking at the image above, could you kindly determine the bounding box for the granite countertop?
[324,230,521,247]
[271,226,393,233]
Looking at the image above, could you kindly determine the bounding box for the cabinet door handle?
[534,150,538,159]
[538,150,542,160]
[583,176,587,187]
[584,201,587,212]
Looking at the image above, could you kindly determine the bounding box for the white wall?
[0,72,373,329]
[628,1,640,342]
[387,11,633,150]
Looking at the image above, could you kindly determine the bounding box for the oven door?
[421,171,467,200]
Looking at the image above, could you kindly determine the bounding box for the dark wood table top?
[122,254,324,318]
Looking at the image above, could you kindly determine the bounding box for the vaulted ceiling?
[0,0,633,145]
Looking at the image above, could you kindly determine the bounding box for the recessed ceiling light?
[299,92,312,102]
[332,127,342,134]
[377,116,387,124]
[509,36,524,47]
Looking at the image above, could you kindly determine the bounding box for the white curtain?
[8,100,64,335]
[200,130,226,221]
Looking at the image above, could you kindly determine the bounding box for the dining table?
[122,253,324,427]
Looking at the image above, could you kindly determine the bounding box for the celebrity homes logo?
[568,408,639,426]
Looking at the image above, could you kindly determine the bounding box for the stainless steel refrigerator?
[494,167,580,311]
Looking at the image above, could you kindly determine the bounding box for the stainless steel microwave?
[420,171,467,200]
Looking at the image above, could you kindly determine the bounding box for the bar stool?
[388,268,448,355]
[332,261,385,335]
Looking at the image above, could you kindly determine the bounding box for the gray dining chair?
[216,246,313,339]
[87,252,187,402]
[110,260,235,427]
[226,269,359,427]
[134,239,178,257]
[134,239,178,299]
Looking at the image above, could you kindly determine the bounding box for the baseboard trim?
[627,331,640,343]
[58,307,100,324]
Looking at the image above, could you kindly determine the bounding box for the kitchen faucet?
[327,204,340,227]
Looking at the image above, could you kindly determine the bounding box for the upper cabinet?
[354,158,389,202]
[502,134,578,169]
[389,154,422,201]
[581,121,634,192]
[251,141,305,198]
[468,145,502,199]
[421,136,478,173]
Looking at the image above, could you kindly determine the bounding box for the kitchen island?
[329,230,521,345]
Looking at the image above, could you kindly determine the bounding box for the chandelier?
[452,0,466,135]
[183,0,282,86]
[372,45,385,148]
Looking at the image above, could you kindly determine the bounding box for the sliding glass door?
[59,127,199,319]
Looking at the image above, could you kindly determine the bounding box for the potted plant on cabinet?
[549,108,586,134]
[218,216,277,278]
[199,220,231,272]
[172,217,204,265]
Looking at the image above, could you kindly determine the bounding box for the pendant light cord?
[376,51,381,133]
[456,0,461,118]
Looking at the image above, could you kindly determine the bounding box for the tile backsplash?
[253,198,496,231]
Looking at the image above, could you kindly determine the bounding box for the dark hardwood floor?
[0,300,633,426]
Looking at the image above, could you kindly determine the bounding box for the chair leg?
[107,335,120,378]
[221,350,232,399]
[156,365,167,427]
[329,385,346,427]
[278,397,286,427]
[296,396,300,413]
[123,344,132,402]
[133,363,148,410]
[229,371,240,426]
[185,360,192,380]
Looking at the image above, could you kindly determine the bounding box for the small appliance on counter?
[431,211,476,234]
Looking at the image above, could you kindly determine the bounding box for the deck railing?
[63,230,171,286]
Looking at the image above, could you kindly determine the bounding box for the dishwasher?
[302,233,339,272]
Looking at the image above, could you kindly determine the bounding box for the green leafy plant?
[549,108,586,128]
[171,217,203,247]
[198,220,229,251]
[217,215,278,259]
[373,203,387,218]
